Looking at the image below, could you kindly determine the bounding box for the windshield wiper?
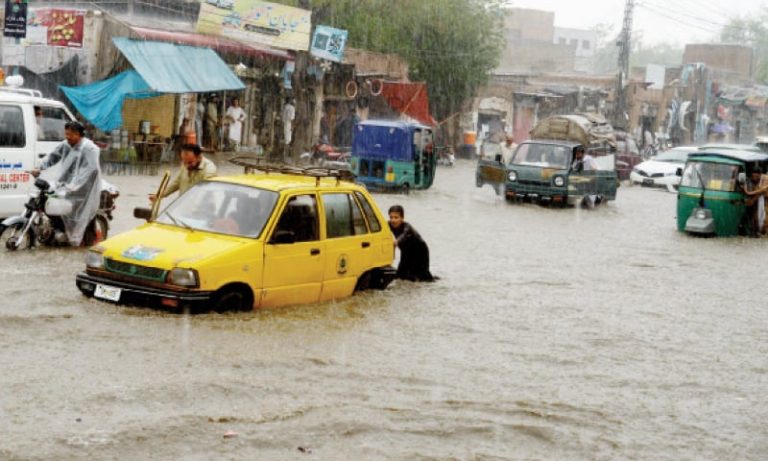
[165,211,193,230]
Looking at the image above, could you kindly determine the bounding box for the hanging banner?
[4,0,28,39]
[28,8,85,48]
[310,25,347,63]
[196,0,311,51]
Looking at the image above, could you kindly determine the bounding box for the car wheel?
[212,286,253,312]
[354,271,371,292]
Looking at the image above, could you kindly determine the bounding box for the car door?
[261,194,325,307]
[319,191,373,300]
[475,142,507,193]
[0,103,32,218]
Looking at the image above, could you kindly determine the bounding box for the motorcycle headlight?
[553,175,565,187]
[507,170,517,181]
[85,246,105,269]
[168,268,199,287]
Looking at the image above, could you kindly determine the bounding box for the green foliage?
[273,0,505,121]
[721,11,768,84]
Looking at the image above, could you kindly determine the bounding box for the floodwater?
[1,158,767,460]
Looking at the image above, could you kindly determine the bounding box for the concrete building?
[554,27,598,73]
[683,44,754,83]
[496,8,575,74]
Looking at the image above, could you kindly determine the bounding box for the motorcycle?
[0,178,119,250]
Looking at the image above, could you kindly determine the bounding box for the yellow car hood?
[102,223,250,268]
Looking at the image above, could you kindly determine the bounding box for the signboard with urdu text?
[28,8,85,48]
[310,25,347,62]
[3,0,28,38]
[196,0,311,51]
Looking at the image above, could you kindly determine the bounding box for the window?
[324,193,367,238]
[360,159,370,177]
[582,40,591,50]
[355,191,382,232]
[372,160,385,178]
[273,194,319,242]
[37,106,72,142]
[569,38,577,46]
[558,37,566,45]
[0,105,25,147]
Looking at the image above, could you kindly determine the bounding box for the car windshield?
[156,181,278,237]
[511,143,570,168]
[655,149,691,163]
[680,161,740,191]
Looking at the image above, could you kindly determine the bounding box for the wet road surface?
[1,158,767,460]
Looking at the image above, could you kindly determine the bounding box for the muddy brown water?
[1,159,767,460]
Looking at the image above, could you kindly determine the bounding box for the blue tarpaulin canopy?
[60,70,159,132]
[112,37,245,93]
[59,39,245,132]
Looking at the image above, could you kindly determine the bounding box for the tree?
[721,11,768,84]
[272,0,505,122]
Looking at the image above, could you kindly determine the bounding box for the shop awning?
[113,37,245,93]
[130,26,292,61]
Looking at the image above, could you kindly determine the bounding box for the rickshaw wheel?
[401,183,410,195]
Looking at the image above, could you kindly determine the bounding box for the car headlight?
[507,170,517,181]
[85,246,105,269]
[553,175,565,187]
[695,209,708,220]
[168,268,199,287]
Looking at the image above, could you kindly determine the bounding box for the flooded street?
[1,158,767,460]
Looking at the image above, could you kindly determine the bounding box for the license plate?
[94,284,121,302]
[642,178,654,186]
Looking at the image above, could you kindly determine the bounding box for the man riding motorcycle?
[31,121,102,246]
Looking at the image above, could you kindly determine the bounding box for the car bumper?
[629,172,680,187]
[76,271,214,309]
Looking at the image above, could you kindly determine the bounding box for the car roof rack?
[229,155,356,184]
[0,87,44,98]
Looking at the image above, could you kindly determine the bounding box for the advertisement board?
[3,0,28,39]
[196,0,311,51]
[310,25,347,62]
[28,8,85,48]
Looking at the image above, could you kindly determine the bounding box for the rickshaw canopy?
[352,120,430,161]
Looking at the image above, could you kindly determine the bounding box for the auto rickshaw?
[677,150,768,236]
[350,120,437,193]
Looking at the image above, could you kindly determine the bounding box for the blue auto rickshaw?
[350,120,436,193]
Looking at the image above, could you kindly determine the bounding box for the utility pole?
[613,0,634,129]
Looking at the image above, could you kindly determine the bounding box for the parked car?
[629,146,698,188]
[76,160,397,312]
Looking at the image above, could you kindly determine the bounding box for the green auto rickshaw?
[677,150,768,236]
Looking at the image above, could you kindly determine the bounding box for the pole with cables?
[613,0,634,129]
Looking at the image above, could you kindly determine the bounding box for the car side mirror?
[738,172,746,185]
[494,154,502,163]
[676,167,683,177]
[270,230,296,244]
[134,207,152,221]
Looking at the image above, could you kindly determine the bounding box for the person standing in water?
[388,205,435,282]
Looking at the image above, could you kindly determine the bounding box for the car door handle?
[310,248,320,255]
[361,241,370,248]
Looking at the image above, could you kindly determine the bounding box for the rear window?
[0,105,25,147]
[355,191,382,232]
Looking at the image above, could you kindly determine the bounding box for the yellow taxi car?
[75,160,396,311]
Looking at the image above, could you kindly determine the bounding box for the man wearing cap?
[501,134,517,164]
[149,143,217,202]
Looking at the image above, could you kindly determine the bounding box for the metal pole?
[613,0,635,128]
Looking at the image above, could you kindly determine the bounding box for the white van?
[0,78,76,219]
